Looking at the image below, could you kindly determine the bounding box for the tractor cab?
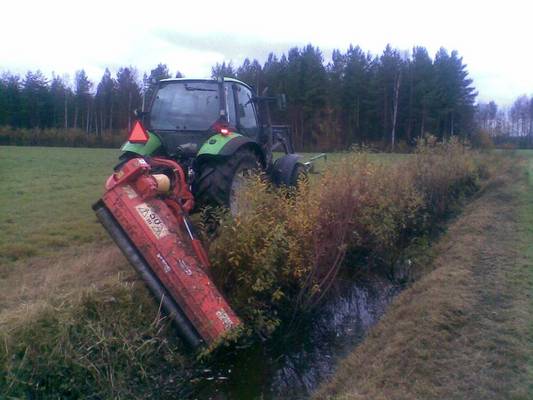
[120,77,305,211]
[131,78,260,159]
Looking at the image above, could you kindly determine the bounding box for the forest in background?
[0,43,530,150]
[475,96,533,148]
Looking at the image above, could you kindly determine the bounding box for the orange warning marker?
[128,120,149,143]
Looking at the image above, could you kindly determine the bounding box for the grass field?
[521,151,533,394]
[0,146,399,264]
[0,146,117,262]
[0,145,531,399]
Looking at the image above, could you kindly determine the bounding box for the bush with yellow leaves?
[207,138,483,339]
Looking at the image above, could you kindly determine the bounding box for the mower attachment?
[93,157,241,347]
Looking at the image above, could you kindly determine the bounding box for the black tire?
[194,149,261,214]
[289,162,308,188]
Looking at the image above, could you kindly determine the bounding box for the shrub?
[207,138,484,339]
[0,126,125,148]
[411,136,479,217]
[470,129,494,149]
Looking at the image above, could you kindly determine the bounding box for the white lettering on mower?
[216,309,234,330]
[135,203,169,239]
[178,259,193,276]
[156,253,172,273]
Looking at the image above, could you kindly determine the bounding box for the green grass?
[518,151,533,393]
[0,146,119,262]
[0,146,404,263]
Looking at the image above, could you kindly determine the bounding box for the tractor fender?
[120,131,162,157]
[197,133,266,166]
[271,154,303,187]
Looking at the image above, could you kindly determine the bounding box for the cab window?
[224,82,236,128]
[234,84,258,137]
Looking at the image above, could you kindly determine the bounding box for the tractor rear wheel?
[195,149,261,215]
[289,162,308,188]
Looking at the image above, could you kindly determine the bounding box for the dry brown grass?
[314,162,531,399]
[0,244,130,329]
[0,244,191,399]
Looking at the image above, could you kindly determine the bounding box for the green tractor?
[121,77,307,214]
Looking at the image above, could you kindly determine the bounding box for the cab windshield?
[149,81,220,131]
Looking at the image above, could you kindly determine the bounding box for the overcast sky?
[2,0,532,105]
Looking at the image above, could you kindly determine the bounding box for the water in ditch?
[188,268,405,399]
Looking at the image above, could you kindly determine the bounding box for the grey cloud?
[153,30,330,63]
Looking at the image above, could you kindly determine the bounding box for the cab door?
[232,83,259,139]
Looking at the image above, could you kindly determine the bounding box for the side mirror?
[277,94,287,111]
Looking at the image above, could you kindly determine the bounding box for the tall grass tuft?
[0,281,190,399]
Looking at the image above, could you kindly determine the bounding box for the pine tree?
[326,49,346,146]
[211,61,236,79]
[50,74,72,129]
[433,48,477,139]
[236,58,263,93]
[375,45,403,144]
[284,45,328,149]
[116,67,142,133]
[95,68,117,134]
[144,63,171,107]
[409,46,436,139]
[0,73,22,127]
[262,53,288,123]
[342,45,373,144]
[22,70,51,129]
[73,70,92,131]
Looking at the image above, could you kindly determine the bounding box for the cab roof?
[159,77,253,91]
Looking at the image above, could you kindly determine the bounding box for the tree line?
[214,45,477,150]
[0,43,478,150]
[475,95,533,147]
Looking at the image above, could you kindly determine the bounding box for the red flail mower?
[93,155,241,348]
